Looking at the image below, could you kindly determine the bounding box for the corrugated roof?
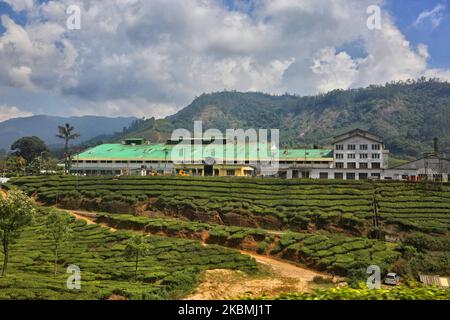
[76,143,333,161]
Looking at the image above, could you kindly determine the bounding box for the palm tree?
[56,123,80,174]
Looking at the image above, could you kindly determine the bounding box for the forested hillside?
[113,79,450,159]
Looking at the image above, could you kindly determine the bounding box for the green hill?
[112,79,450,159]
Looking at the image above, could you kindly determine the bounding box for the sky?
[0,0,449,121]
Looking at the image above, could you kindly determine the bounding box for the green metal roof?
[76,143,333,161]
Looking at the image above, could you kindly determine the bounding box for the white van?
[384,273,400,285]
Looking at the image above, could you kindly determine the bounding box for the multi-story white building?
[281,129,449,182]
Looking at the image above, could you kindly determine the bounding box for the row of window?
[335,162,381,169]
[73,160,167,164]
[335,153,381,159]
[319,172,381,180]
[335,144,380,151]
[73,160,332,165]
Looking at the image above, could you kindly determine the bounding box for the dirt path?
[241,251,324,282]
[0,188,7,199]
[64,209,118,232]
[185,252,333,300]
[61,208,338,299]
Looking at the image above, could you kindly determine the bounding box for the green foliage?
[0,208,258,299]
[100,213,401,277]
[124,235,151,281]
[10,176,450,236]
[11,136,49,164]
[0,190,35,276]
[44,209,73,276]
[261,283,450,300]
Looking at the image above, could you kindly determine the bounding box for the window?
[335,172,344,179]
[372,153,380,159]
[360,144,368,150]
[346,172,356,180]
[227,169,234,176]
[347,144,356,150]
[360,154,368,159]
[336,162,344,169]
[336,153,344,159]
[336,144,344,150]
[319,172,328,179]
[372,144,380,150]
[348,154,356,159]
[359,162,368,169]
[372,162,381,169]
[359,173,368,180]
[347,162,356,169]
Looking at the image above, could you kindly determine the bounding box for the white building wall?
[332,136,388,170]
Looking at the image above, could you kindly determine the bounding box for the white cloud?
[0,0,449,118]
[3,0,35,12]
[414,4,446,29]
[310,48,358,93]
[0,105,33,122]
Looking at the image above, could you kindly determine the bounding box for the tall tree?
[124,235,150,281]
[11,136,49,164]
[44,210,72,276]
[0,190,35,277]
[56,123,80,174]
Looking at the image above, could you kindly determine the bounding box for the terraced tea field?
[0,208,258,300]
[7,176,450,235]
[94,212,401,276]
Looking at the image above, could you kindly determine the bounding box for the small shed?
[419,274,450,288]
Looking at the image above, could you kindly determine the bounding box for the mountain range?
[2,79,449,159]
[112,79,450,159]
[0,115,136,151]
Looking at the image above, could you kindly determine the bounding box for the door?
[204,165,213,176]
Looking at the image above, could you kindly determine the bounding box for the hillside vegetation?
[9,175,450,236]
[0,207,257,300]
[111,79,450,158]
[5,175,450,279]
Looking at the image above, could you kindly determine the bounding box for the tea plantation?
[7,175,450,235]
[0,208,258,300]
[97,213,401,277]
[257,284,450,300]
